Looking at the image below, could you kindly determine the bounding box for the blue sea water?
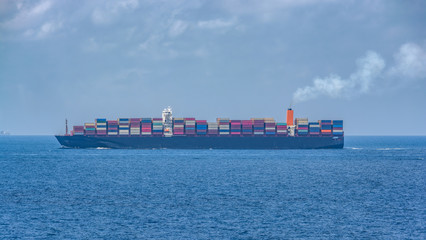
[0,136,425,239]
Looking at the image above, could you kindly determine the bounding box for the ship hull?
[55,135,344,149]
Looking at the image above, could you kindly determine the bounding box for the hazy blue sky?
[1,0,425,135]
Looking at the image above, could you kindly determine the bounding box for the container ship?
[55,107,344,149]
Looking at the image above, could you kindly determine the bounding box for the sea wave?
[376,148,406,151]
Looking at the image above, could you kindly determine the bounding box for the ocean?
[0,136,425,239]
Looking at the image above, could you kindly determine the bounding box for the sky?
[1,0,425,135]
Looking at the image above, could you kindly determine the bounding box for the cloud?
[2,0,53,29]
[197,18,237,29]
[82,37,118,52]
[293,51,385,103]
[138,35,161,51]
[37,21,62,38]
[23,20,62,39]
[194,48,209,58]
[91,0,139,25]
[220,0,335,21]
[169,20,188,37]
[292,42,426,103]
[388,43,426,80]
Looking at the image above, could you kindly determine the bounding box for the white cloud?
[91,0,139,25]
[37,21,62,38]
[23,20,62,39]
[82,37,117,52]
[198,18,237,29]
[3,0,52,29]
[115,0,139,10]
[194,48,209,58]
[91,8,110,25]
[138,35,161,51]
[388,43,426,80]
[169,20,188,37]
[220,0,335,21]
[83,37,99,51]
[16,2,23,10]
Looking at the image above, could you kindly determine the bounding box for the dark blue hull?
[55,135,344,149]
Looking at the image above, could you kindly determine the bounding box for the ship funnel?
[286,108,294,126]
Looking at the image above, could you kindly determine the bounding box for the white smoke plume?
[293,42,426,103]
[388,43,426,79]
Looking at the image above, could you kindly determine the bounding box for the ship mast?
[65,118,69,136]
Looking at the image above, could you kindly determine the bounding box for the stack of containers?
[218,118,230,135]
[252,118,265,135]
[241,120,253,135]
[196,120,207,135]
[95,118,107,135]
[107,120,118,135]
[207,122,218,135]
[84,123,96,135]
[332,120,343,135]
[230,120,241,135]
[185,118,196,135]
[309,122,320,136]
[130,118,141,136]
[173,118,184,135]
[276,122,287,135]
[295,118,309,136]
[141,118,152,135]
[73,126,84,135]
[152,118,163,135]
[320,120,332,135]
[264,118,276,135]
[118,118,130,135]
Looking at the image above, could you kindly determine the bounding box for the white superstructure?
[162,106,173,136]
